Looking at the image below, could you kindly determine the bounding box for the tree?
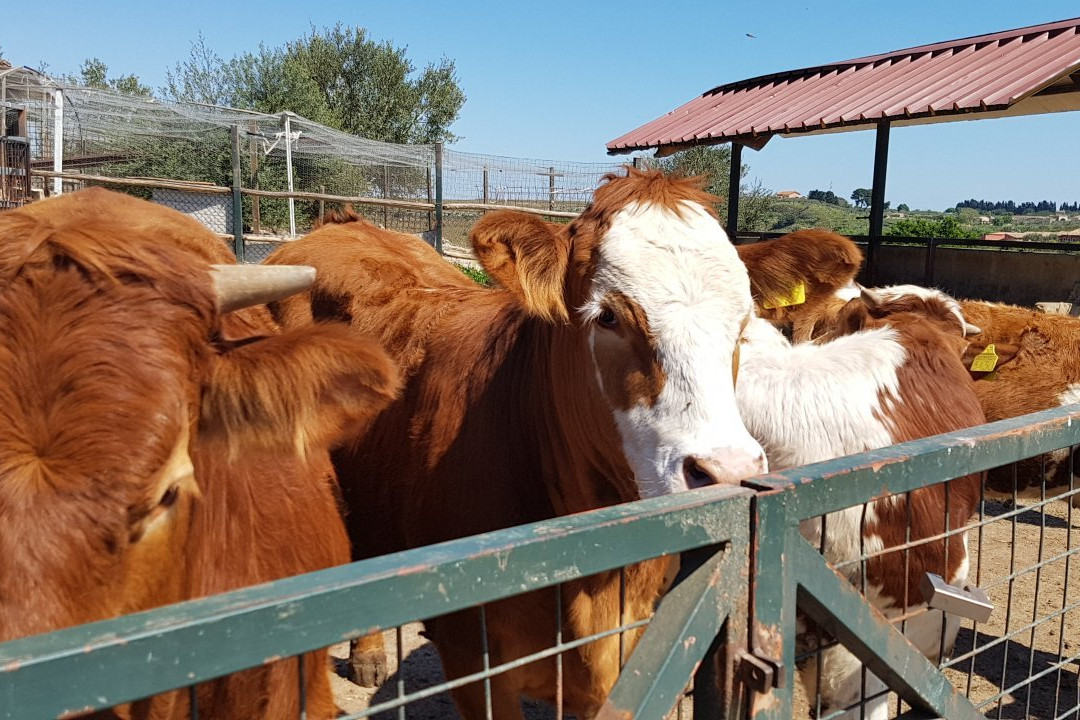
[166,25,466,145]
[651,145,740,203]
[850,188,872,209]
[897,203,909,212]
[163,34,232,106]
[738,178,777,232]
[66,57,152,96]
[886,215,981,240]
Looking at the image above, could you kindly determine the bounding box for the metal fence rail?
[2,408,1079,719]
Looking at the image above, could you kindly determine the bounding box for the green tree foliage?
[652,145,741,202]
[807,189,848,207]
[886,215,982,239]
[897,203,910,212]
[65,58,152,96]
[850,187,872,209]
[165,24,466,145]
[649,146,776,231]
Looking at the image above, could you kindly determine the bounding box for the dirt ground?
[331,494,1079,719]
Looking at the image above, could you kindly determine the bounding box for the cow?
[0,188,401,719]
[806,283,1077,504]
[265,167,768,719]
[734,229,864,341]
[736,286,986,719]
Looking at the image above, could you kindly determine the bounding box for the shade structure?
[608,17,1080,156]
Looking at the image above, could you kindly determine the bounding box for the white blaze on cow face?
[581,200,767,497]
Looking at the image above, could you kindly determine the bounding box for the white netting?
[7,77,635,258]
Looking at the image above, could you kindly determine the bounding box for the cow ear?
[471,210,570,323]
[835,297,872,335]
[199,324,401,458]
[962,341,1020,379]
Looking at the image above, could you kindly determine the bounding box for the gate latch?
[737,649,785,692]
[921,573,994,623]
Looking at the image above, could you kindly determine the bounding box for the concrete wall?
[861,244,1080,306]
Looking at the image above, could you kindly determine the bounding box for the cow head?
[0,189,400,641]
[472,168,766,498]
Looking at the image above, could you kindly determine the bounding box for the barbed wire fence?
[8,72,628,262]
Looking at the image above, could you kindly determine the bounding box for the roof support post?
[869,121,890,237]
[726,141,742,233]
[867,121,891,284]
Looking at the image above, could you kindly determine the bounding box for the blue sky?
[3,1,1078,210]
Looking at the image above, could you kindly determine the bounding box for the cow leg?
[799,644,889,720]
[347,631,388,687]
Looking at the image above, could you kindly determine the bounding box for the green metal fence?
[2,406,1079,719]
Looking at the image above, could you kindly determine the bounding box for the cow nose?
[682,451,767,489]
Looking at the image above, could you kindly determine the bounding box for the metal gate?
[1,407,1078,719]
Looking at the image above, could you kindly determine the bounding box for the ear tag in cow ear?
[762,282,806,310]
[970,344,999,373]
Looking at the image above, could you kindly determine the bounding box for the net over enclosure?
[15,78,625,260]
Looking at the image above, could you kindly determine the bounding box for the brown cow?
[956,300,1080,503]
[0,188,401,719]
[266,168,767,719]
[741,287,986,718]
[735,229,864,341]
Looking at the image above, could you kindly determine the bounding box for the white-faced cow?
[265,168,767,719]
[0,188,401,719]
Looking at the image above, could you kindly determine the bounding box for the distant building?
[977,216,992,224]
[1055,213,1070,222]
[982,232,1025,241]
[775,190,803,199]
[1059,231,1080,242]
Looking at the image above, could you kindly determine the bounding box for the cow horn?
[210,264,317,313]
[963,322,983,336]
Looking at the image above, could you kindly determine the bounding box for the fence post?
[434,142,444,253]
[230,125,244,260]
[383,165,390,228]
[52,89,63,196]
[549,165,556,211]
[482,165,489,211]
[282,113,296,238]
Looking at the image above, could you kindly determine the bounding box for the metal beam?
[599,541,747,720]
[793,539,983,720]
[727,142,742,232]
[869,121,890,239]
[0,487,753,718]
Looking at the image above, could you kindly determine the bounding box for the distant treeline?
[955,199,1080,214]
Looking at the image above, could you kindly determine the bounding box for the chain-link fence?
[6,74,627,262]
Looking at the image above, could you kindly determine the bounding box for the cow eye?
[597,308,618,329]
[159,484,180,508]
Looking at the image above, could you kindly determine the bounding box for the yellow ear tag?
[762,282,806,310]
[970,344,999,373]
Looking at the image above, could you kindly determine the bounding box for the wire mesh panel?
[754,409,1080,720]
[0,487,751,720]
[439,151,625,255]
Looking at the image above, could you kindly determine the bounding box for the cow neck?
[525,318,638,516]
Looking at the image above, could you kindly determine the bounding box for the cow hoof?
[348,649,387,688]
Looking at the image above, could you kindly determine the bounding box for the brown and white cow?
[735,228,864,341]
[737,287,986,719]
[266,168,767,719]
[804,282,1077,504]
[0,188,401,719]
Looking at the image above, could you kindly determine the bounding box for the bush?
[455,263,492,286]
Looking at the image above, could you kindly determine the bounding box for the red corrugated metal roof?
[608,18,1080,155]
